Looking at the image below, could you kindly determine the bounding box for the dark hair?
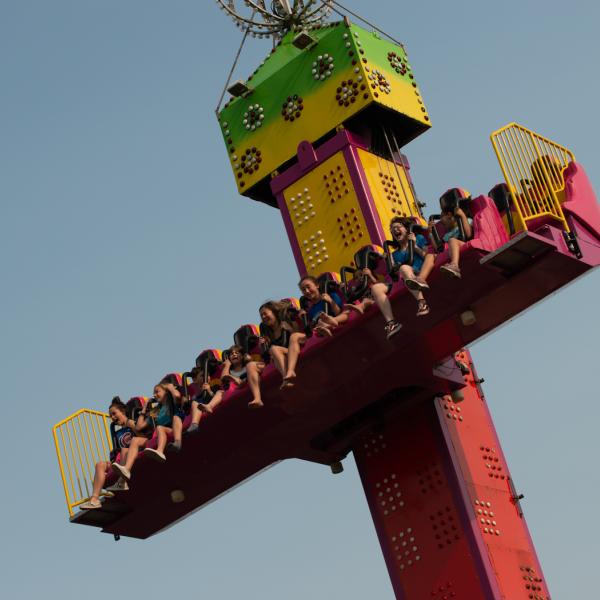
[390,216,413,230]
[153,383,177,416]
[259,300,287,339]
[298,275,319,289]
[109,396,127,413]
[227,344,249,366]
[190,366,202,379]
[259,300,284,320]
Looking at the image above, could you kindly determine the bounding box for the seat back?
[317,271,342,294]
[181,372,195,400]
[469,195,510,250]
[488,183,516,235]
[195,349,224,386]
[280,297,306,331]
[161,372,183,388]
[383,220,429,276]
[233,324,262,361]
[353,244,386,275]
[126,396,148,420]
[439,187,472,217]
[438,188,473,241]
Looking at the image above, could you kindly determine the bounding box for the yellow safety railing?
[490,123,575,233]
[52,409,112,517]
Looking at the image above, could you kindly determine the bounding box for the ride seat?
[340,245,387,302]
[488,183,516,236]
[280,297,306,332]
[299,272,345,313]
[161,372,183,389]
[233,324,263,362]
[126,396,148,421]
[195,349,224,390]
[431,194,509,267]
[470,195,510,250]
[383,220,429,279]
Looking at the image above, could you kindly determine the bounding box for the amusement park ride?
[53,2,600,598]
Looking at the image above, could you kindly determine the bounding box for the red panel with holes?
[353,350,550,600]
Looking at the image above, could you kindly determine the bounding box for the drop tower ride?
[54,3,600,598]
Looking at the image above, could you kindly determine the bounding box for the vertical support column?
[353,351,550,600]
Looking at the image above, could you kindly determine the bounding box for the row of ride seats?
[179,185,513,402]
[110,185,513,444]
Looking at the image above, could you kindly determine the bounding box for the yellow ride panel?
[283,151,371,275]
[356,148,420,232]
[490,122,574,233]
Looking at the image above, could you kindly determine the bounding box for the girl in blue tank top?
[79,398,136,510]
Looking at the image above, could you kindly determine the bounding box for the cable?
[215,15,254,115]
[381,126,415,218]
[329,0,405,48]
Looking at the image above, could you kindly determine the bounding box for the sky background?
[1,1,599,598]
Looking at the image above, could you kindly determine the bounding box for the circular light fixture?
[216,1,333,38]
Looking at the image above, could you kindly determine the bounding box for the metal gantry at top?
[53,5,600,599]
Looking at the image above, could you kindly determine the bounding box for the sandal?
[80,499,102,510]
[280,378,295,390]
[416,299,430,317]
[440,263,461,279]
[384,320,402,340]
[105,478,129,493]
[404,278,421,291]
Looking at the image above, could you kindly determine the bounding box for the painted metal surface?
[217,21,429,201]
[63,216,599,537]
[491,123,575,232]
[280,149,370,275]
[53,409,112,516]
[354,349,549,599]
[355,147,420,225]
[273,130,423,275]
[437,350,550,599]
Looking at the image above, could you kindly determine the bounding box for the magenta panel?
[274,189,308,275]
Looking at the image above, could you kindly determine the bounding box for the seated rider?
[389,217,435,317]
[112,382,182,478]
[80,397,137,509]
[259,300,306,390]
[222,344,264,409]
[300,274,372,337]
[298,275,343,337]
[439,205,473,279]
[195,344,264,412]
[145,382,184,459]
[349,258,402,341]
[187,366,217,432]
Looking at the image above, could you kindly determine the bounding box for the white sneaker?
[111,463,131,480]
[105,478,129,492]
[143,448,166,463]
[80,498,102,510]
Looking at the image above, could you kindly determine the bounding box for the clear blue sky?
[1,1,599,598]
